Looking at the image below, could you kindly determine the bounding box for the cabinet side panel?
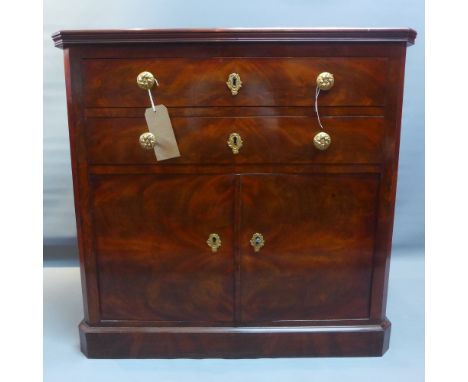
[369,44,408,319]
[64,47,100,324]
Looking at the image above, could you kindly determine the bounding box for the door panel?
[91,174,235,323]
[239,174,379,322]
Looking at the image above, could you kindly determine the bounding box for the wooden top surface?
[52,28,417,49]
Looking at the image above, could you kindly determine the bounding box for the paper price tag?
[144,105,180,161]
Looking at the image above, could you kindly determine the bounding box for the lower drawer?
[86,115,384,165]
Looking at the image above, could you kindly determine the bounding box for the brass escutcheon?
[250,233,265,252]
[316,72,335,91]
[226,73,242,95]
[227,132,243,154]
[313,131,331,151]
[207,233,222,253]
[139,132,157,150]
[137,71,159,90]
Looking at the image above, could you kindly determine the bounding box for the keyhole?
[255,237,261,245]
[233,136,238,145]
[212,237,217,243]
[232,77,237,86]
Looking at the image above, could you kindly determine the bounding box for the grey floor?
[43,251,424,382]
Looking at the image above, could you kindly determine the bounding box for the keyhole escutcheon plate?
[207,233,222,253]
[227,132,243,154]
[226,73,242,95]
[250,233,265,252]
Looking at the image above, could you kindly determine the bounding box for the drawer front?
[83,57,388,107]
[86,116,384,165]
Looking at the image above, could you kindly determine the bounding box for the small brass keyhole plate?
[313,131,331,151]
[207,233,222,253]
[227,133,243,154]
[250,233,265,252]
[226,73,242,95]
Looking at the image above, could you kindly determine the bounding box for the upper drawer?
[85,115,384,165]
[82,57,388,108]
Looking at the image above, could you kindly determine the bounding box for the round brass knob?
[313,132,331,151]
[139,132,157,150]
[137,71,156,90]
[316,72,334,91]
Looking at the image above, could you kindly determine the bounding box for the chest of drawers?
[53,28,416,358]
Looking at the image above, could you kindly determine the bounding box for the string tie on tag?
[147,77,159,112]
[148,89,156,112]
[314,86,325,130]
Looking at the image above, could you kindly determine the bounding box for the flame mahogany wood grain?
[56,28,415,358]
[86,116,385,165]
[83,57,388,107]
[91,174,235,322]
[239,173,379,322]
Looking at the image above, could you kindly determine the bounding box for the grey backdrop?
[43,0,424,257]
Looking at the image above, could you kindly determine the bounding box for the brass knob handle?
[137,71,159,90]
[250,233,265,252]
[313,132,331,151]
[316,72,334,91]
[207,233,221,252]
[226,73,242,95]
[227,132,243,155]
[139,132,157,150]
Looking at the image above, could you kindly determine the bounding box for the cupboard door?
[91,174,235,323]
[239,174,379,322]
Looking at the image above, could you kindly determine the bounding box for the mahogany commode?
[53,28,416,358]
